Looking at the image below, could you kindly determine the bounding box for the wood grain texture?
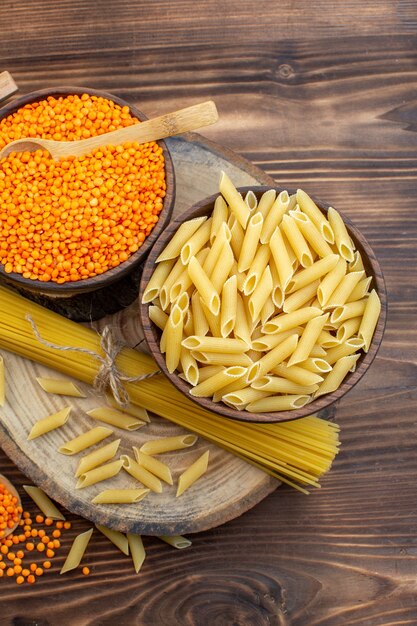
[1,0,417,624]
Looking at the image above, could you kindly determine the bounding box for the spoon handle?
[67,100,219,158]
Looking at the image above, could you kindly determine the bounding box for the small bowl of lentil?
[0,87,175,319]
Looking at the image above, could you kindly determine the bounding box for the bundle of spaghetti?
[0,286,340,493]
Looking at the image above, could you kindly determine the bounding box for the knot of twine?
[25,314,160,407]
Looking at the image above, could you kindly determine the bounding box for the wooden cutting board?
[0,133,280,536]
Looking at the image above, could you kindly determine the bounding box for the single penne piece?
[260,190,290,244]
[127,534,146,574]
[149,305,169,331]
[180,217,212,265]
[95,524,129,556]
[120,455,162,493]
[324,271,365,308]
[188,256,220,315]
[192,351,252,367]
[91,489,149,504]
[180,348,199,386]
[156,216,207,262]
[348,250,365,273]
[212,377,249,402]
[243,244,271,295]
[182,336,249,353]
[0,355,4,406]
[234,294,251,345]
[281,214,313,267]
[140,434,197,455]
[86,407,145,431]
[310,344,327,357]
[75,439,121,477]
[257,188,277,218]
[289,210,334,258]
[346,276,372,303]
[210,195,228,243]
[246,394,310,412]
[317,258,347,307]
[190,366,247,397]
[269,226,293,290]
[28,406,71,440]
[219,171,250,228]
[183,309,194,337]
[358,289,381,352]
[261,296,276,326]
[282,230,299,269]
[248,266,273,321]
[228,214,245,260]
[133,450,173,485]
[171,249,209,302]
[247,334,299,383]
[282,280,320,314]
[269,259,285,309]
[159,258,186,310]
[296,189,334,243]
[245,189,258,211]
[36,377,86,397]
[203,222,231,277]
[59,426,113,455]
[165,304,184,373]
[196,365,224,382]
[251,327,303,351]
[297,358,332,373]
[23,486,65,520]
[330,297,368,324]
[287,255,339,293]
[223,388,270,409]
[287,193,297,212]
[176,450,209,497]
[142,258,176,303]
[200,300,222,337]
[238,212,264,271]
[105,394,149,423]
[315,354,360,398]
[262,307,322,334]
[327,207,354,262]
[211,242,234,294]
[251,376,318,394]
[60,528,93,574]
[76,459,123,489]
[336,317,362,343]
[191,292,209,337]
[271,363,324,386]
[158,535,192,549]
[288,313,329,366]
[323,337,364,365]
[221,275,237,337]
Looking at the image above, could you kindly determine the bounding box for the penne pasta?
[228,214,245,260]
[210,195,228,243]
[315,354,360,397]
[60,528,93,574]
[148,305,169,331]
[260,190,289,244]
[176,450,210,497]
[36,377,86,397]
[272,363,324,386]
[251,327,303,351]
[183,309,194,337]
[120,455,163,493]
[91,489,150,504]
[349,250,365,273]
[290,210,334,258]
[192,351,252,367]
[23,486,65,520]
[210,241,234,294]
[317,258,347,307]
[76,459,123,489]
[346,276,372,303]
[187,256,220,315]
[238,212,264,271]
[59,426,113,455]
[159,258,186,310]
[251,376,318,395]
[133,450,173,485]
[330,298,368,324]
[234,294,251,344]
[247,333,299,383]
[296,189,334,243]
[269,226,293,290]
[142,259,176,303]
[248,266,273,321]
[297,358,332,373]
[105,394,150,423]
[180,217,212,265]
[287,314,329,366]
[180,348,199,386]
[282,280,320,314]
[262,307,322,334]
[86,407,146,431]
[140,434,197,455]
[203,222,231,277]
[323,271,365,308]
[165,304,184,374]
[219,171,250,228]
[281,214,313,267]
[243,244,271,295]
[75,439,121,477]
[336,317,362,343]
[287,255,339,293]
[196,365,224,382]
[190,366,247,397]
[0,355,4,406]
[95,524,129,556]
[28,406,71,440]
[327,207,354,262]
[221,275,238,337]
[156,216,207,262]
[246,394,310,412]
[182,336,249,353]
[212,376,248,402]
[245,189,258,211]
[317,330,340,348]
[358,289,381,352]
[191,292,209,337]
[261,296,276,326]
[127,534,146,573]
[200,301,222,337]
[223,388,270,409]
[158,535,192,549]
[257,188,277,218]
[323,337,365,365]
[310,344,327,357]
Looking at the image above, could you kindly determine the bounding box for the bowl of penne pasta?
[0,87,175,318]
[140,174,386,423]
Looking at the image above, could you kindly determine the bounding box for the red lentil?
[0,94,166,283]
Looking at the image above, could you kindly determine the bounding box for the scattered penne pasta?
[95,524,130,555]
[91,489,150,504]
[36,377,86,397]
[120,455,163,493]
[105,393,150,423]
[23,485,66,520]
[27,406,71,440]
[133,449,173,485]
[60,528,93,574]
[176,450,210,497]
[87,407,146,431]
[127,533,146,573]
[76,459,123,489]
[140,435,197,455]
[75,439,121,477]
[158,535,192,549]
[59,426,113,455]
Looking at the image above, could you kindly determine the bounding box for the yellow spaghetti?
[0,286,340,493]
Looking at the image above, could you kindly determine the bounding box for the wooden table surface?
[1,1,416,624]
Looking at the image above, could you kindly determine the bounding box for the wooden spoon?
[0,473,22,536]
[0,100,218,161]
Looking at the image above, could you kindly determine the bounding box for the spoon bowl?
[0,473,22,537]
[0,100,218,161]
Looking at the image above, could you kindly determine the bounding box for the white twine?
[25,314,160,407]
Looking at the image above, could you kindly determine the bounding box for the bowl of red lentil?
[0,87,175,319]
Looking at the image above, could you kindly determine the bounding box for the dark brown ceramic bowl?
[0,86,175,299]
[140,187,387,423]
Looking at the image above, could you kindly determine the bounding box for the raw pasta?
[36,377,86,397]
[28,406,71,440]
[176,450,209,497]
[23,486,65,520]
[60,528,93,574]
[59,426,113,455]
[86,407,146,431]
